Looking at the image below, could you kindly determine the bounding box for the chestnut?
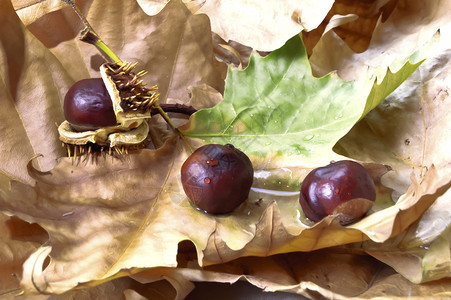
[181,144,254,214]
[299,160,376,225]
[64,78,117,131]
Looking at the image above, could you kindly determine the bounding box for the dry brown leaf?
[329,5,451,287]
[2,276,181,300]
[0,135,446,295]
[309,0,451,81]
[211,33,253,69]
[135,0,204,16]
[9,137,180,294]
[185,84,222,109]
[132,0,227,103]
[138,0,334,51]
[335,32,451,197]
[303,0,397,56]
[12,0,66,25]
[0,0,71,184]
[353,187,451,284]
[0,213,47,298]
[199,165,451,265]
[136,249,451,299]
[1,0,450,298]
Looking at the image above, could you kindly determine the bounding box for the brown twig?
[151,103,197,116]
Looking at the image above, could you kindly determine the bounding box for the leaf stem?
[154,103,194,152]
[151,103,197,116]
[62,0,122,64]
[79,28,122,64]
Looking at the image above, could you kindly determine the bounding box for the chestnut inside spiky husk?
[58,62,159,157]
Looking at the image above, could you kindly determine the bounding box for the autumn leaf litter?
[1,0,451,298]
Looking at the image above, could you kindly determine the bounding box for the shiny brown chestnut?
[64,78,117,131]
[181,144,254,214]
[299,160,376,225]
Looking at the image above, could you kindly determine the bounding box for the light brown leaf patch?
[0,213,46,297]
[139,0,334,51]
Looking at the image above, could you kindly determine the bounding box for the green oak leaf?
[181,35,424,170]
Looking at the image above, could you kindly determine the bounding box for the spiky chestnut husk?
[63,142,146,164]
[58,62,158,155]
[102,62,159,115]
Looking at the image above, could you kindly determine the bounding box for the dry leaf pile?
[1,0,450,299]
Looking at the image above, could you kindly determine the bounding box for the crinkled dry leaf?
[331,9,451,287]
[12,137,180,294]
[0,131,445,295]
[211,33,253,69]
[12,0,66,26]
[309,0,451,81]
[196,0,335,51]
[302,0,398,56]
[0,213,46,298]
[353,183,451,285]
[135,249,451,299]
[335,32,451,196]
[133,0,226,103]
[136,0,204,16]
[0,0,70,184]
[138,0,334,51]
[1,0,451,298]
[2,275,182,300]
[198,165,451,265]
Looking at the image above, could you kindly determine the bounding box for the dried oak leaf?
[135,0,204,16]
[137,0,335,51]
[336,51,451,283]
[0,212,47,298]
[0,136,183,294]
[302,0,399,55]
[3,140,446,296]
[360,190,451,285]
[336,36,451,196]
[326,8,451,286]
[0,0,70,184]
[309,0,451,81]
[197,165,450,265]
[3,274,182,300]
[134,249,451,299]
